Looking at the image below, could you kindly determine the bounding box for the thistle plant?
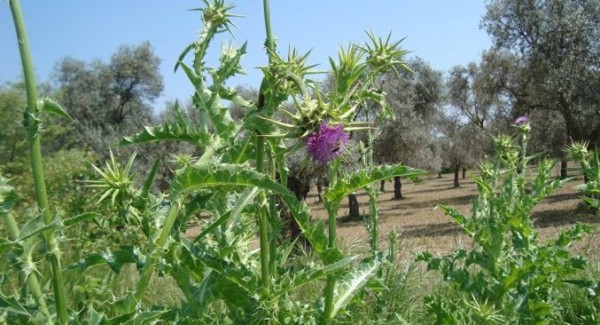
[4,0,429,323]
[418,117,593,323]
[566,141,600,211]
[6,0,70,323]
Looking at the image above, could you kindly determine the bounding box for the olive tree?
[483,0,600,176]
[373,58,444,198]
[53,42,163,155]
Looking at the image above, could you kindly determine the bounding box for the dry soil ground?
[185,171,599,260]
[305,172,600,260]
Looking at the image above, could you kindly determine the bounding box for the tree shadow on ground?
[336,214,368,227]
[399,222,464,239]
[378,194,477,212]
[407,187,463,195]
[541,192,580,204]
[533,208,599,228]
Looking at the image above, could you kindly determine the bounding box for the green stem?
[326,160,340,248]
[133,199,182,305]
[326,204,337,248]
[323,274,335,322]
[365,115,380,254]
[367,190,379,253]
[324,160,340,321]
[9,1,68,322]
[263,0,275,61]
[256,139,271,289]
[254,0,277,291]
[267,149,278,277]
[518,133,528,183]
[286,72,310,101]
[323,191,340,321]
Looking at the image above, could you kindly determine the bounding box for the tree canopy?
[52,41,163,153]
[483,0,600,147]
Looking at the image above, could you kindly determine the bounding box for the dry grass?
[306,173,599,259]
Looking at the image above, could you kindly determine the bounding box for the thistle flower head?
[514,115,529,126]
[514,115,531,137]
[306,122,349,162]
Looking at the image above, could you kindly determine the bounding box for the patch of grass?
[555,259,600,324]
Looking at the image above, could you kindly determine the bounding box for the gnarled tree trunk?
[316,182,323,203]
[454,163,460,188]
[282,175,311,247]
[393,176,403,200]
[560,160,568,179]
[348,193,360,219]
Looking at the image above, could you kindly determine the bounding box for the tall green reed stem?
[8,1,68,322]
[255,0,277,289]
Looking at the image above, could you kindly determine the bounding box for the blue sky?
[1,1,491,111]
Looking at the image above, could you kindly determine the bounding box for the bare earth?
[185,172,599,260]
[305,173,600,260]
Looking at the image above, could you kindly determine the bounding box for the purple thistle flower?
[306,123,349,162]
[514,115,530,126]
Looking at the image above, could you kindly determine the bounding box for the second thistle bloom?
[514,115,531,135]
[514,115,529,126]
[306,123,349,162]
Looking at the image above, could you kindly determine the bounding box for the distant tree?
[483,0,600,176]
[438,116,483,188]
[466,50,571,166]
[373,58,444,199]
[0,81,65,164]
[53,42,163,155]
[443,57,521,184]
[0,82,27,164]
[108,42,163,124]
[447,62,500,131]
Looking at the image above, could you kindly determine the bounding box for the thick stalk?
[263,0,275,58]
[133,199,182,304]
[325,160,340,248]
[255,0,277,290]
[9,1,68,322]
[365,119,380,254]
[324,160,340,321]
[256,140,271,288]
[323,274,336,322]
[323,202,338,321]
[267,149,278,277]
[518,133,528,180]
[517,132,533,251]
[367,190,379,253]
